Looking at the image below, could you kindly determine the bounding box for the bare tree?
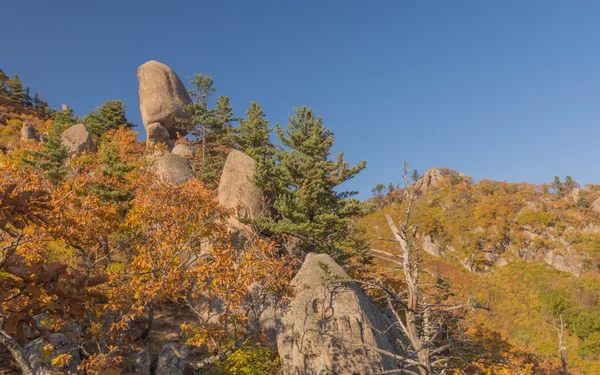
[552,314,568,375]
[360,162,474,375]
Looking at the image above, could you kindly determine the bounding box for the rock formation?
[172,143,192,158]
[277,253,399,374]
[23,333,81,374]
[61,123,95,155]
[592,197,600,213]
[155,343,189,375]
[20,123,35,141]
[218,150,265,221]
[137,60,192,145]
[414,167,466,194]
[154,153,191,185]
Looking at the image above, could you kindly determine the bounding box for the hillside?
[362,168,600,373]
[1,64,599,375]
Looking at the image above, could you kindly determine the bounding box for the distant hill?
[362,168,600,373]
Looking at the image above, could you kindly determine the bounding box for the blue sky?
[3,1,600,199]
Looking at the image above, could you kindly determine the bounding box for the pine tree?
[23,122,68,184]
[257,106,368,260]
[83,100,134,137]
[90,139,136,202]
[0,69,9,94]
[185,74,236,187]
[7,74,25,104]
[237,101,273,160]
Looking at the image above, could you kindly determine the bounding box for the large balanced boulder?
[154,153,191,185]
[277,253,399,374]
[137,60,192,142]
[218,150,264,220]
[61,123,95,155]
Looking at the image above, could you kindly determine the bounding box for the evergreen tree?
[83,100,134,137]
[411,169,421,183]
[257,106,367,259]
[185,74,236,187]
[237,101,273,159]
[0,69,9,94]
[7,74,25,104]
[23,121,68,184]
[90,139,136,202]
[552,176,564,196]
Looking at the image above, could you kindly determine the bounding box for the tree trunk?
[0,329,35,375]
[140,304,154,340]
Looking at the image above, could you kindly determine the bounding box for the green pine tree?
[23,122,68,184]
[257,106,368,260]
[236,101,273,160]
[7,74,25,104]
[0,69,9,94]
[83,100,134,137]
[185,74,236,187]
[90,139,136,202]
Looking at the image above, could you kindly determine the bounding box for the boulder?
[172,143,193,157]
[137,60,192,140]
[23,333,81,374]
[154,153,190,185]
[218,150,264,220]
[21,123,35,141]
[155,343,189,375]
[133,348,151,375]
[147,122,174,148]
[415,167,466,194]
[61,124,95,155]
[277,253,399,374]
[591,197,600,213]
[544,250,582,277]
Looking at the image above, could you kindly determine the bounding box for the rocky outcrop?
[415,167,466,194]
[133,349,151,375]
[277,253,399,374]
[147,122,174,148]
[544,250,583,277]
[61,124,95,155]
[154,153,190,185]
[172,143,192,157]
[23,333,81,374]
[137,60,192,144]
[155,343,189,375]
[218,150,264,221]
[20,123,36,141]
[591,197,600,213]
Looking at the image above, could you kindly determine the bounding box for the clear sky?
[3,1,600,199]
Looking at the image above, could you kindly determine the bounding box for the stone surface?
[21,123,35,140]
[154,153,190,185]
[277,253,399,374]
[172,143,192,157]
[415,167,466,194]
[155,343,189,375]
[218,150,264,220]
[147,122,174,148]
[137,60,192,140]
[544,250,582,277]
[591,197,600,213]
[23,333,81,374]
[133,348,151,375]
[421,235,442,257]
[61,123,95,155]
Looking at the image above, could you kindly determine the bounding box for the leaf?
[51,353,71,367]
[41,344,54,361]
[87,274,109,287]
[99,369,122,375]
